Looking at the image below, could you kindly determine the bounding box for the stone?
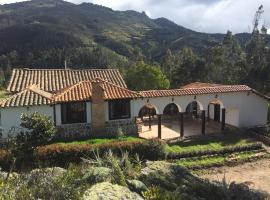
[82,182,143,200]
[82,167,112,184]
[127,179,148,194]
[26,167,67,185]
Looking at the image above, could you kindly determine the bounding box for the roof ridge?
[26,85,53,99]
[93,77,142,97]
[54,81,92,97]
[141,85,251,93]
[13,68,120,71]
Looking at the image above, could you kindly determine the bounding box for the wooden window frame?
[108,99,131,120]
[61,102,87,124]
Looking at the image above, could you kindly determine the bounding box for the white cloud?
[0,0,269,34]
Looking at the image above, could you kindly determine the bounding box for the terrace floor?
[139,117,223,140]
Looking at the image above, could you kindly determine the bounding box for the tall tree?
[125,61,170,91]
[171,47,199,87]
[222,31,247,84]
[161,49,175,81]
[245,30,268,91]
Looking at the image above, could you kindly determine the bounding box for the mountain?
[0,0,269,73]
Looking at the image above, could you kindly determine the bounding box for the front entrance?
[214,104,221,122]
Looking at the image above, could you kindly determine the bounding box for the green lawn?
[56,136,143,146]
[165,134,256,154]
[175,150,268,169]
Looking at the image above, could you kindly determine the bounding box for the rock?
[127,179,148,194]
[83,182,143,200]
[26,167,67,185]
[82,167,112,184]
[0,171,8,180]
[140,161,202,191]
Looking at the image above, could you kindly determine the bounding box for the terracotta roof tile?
[54,78,142,103]
[140,85,254,98]
[7,68,127,92]
[0,85,53,108]
[180,82,225,89]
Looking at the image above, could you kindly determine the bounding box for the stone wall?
[105,119,138,137]
[56,123,92,140]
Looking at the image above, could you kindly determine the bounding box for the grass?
[165,134,256,154]
[56,136,143,146]
[0,89,10,100]
[174,150,268,169]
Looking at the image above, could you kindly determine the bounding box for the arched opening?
[163,103,180,117]
[138,104,157,122]
[185,101,203,119]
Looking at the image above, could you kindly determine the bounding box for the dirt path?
[200,159,270,193]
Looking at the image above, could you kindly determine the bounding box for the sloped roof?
[180,82,224,89]
[140,85,254,98]
[0,85,53,108]
[54,78,142,103]
[7,68,127,92]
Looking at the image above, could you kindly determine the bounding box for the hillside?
[0,0,259,68]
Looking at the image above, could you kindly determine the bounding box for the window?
[109,100,131,120]
[61,102,87,124]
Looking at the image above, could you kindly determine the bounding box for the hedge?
[0,139,166,170]
[167,143,263,159]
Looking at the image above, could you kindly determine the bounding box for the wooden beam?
[180,112,184,137]
[202,110,206,135]
[221,108,226,130]
[148,109,151,130]
[158,114,162,139]
[207,104,210,122]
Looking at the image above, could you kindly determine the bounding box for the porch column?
[180,112,184,137]
[207,105,210,122]
[221,108,226,130]
[202,110,206,135]
[158,114,162,139]
[148,109,152,130]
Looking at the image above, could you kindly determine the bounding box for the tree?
[161,49,175,81]
[245,30,268,91]
[221,31,247,84]
[171,47,199,87]
[125,61,170,91]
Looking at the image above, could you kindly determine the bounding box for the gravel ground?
[200,158,270,193]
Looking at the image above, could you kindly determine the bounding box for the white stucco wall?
[0,105,54,137]
[131,91,269,128]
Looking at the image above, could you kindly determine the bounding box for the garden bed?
[174,149,269,170]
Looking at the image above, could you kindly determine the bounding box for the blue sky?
[0,0,269,34]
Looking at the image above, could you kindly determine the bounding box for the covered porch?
[137,100,227,140]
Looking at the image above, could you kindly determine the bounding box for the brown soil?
[200,158,270,193]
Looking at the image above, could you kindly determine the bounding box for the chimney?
[91,80,106,135]
[64,59,67,70]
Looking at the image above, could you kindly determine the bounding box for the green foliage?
[125,61,170,91]
[171,47,202,87]
[139,139,167,160]
[143,186,179,200]
[20,112,56,148]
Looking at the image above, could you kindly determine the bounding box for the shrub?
[20,112,56,148]
[137,139,166,160]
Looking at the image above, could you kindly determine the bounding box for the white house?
[0,68,269,139]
